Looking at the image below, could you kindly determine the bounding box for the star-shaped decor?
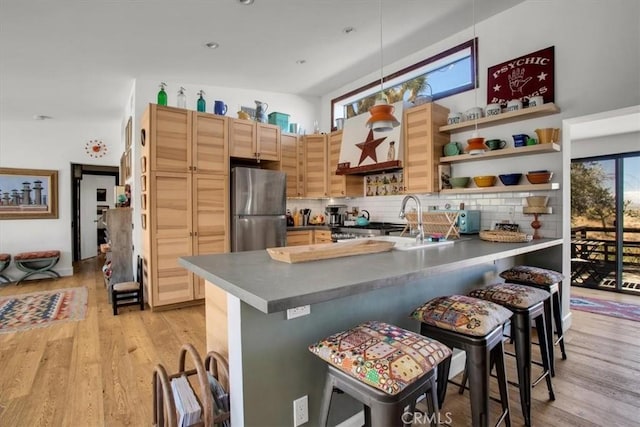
[493,83,501,92]
[355,129,386,165]
[537,71,548,81]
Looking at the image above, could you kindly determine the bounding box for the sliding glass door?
[571,153,640,293]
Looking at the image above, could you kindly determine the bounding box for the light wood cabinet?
[328,130,363,197]
[286,230,313,246]
[402,103,450,193]
[313,229,333,244]
[266,132,304,198]
[304,134,329,198]
[140,104,229,309]
[229,118,281,162]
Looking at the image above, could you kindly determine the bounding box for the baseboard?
[335,351,466,427]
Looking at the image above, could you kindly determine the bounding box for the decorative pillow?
[411,295,512,337]
[469,283,550,309]
[499,265,564,286]
[14,250,61,260]
[309,321,451,396]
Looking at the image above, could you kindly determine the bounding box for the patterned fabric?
[499,265,564,287]
[469,283,550,309]
[14,250,60,261]
[411,295,512,337]
[309,321,451,396]
[0,253,10,262]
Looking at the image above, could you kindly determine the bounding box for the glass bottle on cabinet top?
[197,90,206,112]
[157,82,168,106]
[177,87,186,108]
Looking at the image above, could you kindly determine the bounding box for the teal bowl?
[450,176,470,188]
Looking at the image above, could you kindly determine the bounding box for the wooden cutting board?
[266,239,395,263]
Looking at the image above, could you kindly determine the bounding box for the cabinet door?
[280,133,301,197]
[403,103,449,193]
[304,134,328,198]
[287,230,313,246]
[229,118,256,159]
[192,112,228,175]
[314,229,333,244]
[257,123,281,161]
[328,131,363,197]
[192,174,229,299]
[149,172,194,306]
[150,104,192,173]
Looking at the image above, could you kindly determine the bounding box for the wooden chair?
[111,255,145,315]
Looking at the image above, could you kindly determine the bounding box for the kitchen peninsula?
[180,237,563,426]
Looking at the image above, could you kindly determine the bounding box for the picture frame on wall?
[0,167,59,220]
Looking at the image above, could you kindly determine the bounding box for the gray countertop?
[179,237,562,314]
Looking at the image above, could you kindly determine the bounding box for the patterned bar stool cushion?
[0,253,10,263]
[469,283,550,309]
[411,295,512,337]
[499,265,564,287]
[308,320,451,396]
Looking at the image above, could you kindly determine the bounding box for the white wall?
[80,174,116,259]
[572,131,640,159]
[0,119,122,278]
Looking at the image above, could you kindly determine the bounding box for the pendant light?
[366,0,399,132]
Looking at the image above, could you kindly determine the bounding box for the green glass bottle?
[197,90,206,112]
[157,82,168,106]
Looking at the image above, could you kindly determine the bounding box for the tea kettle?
[356,210,370,226]
[255,100,268,123]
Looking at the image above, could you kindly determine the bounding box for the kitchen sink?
[365,235,455,251]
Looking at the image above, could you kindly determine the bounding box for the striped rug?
[570,295,640,322]
[0,287,88,334]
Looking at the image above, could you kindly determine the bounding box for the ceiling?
[0,0,525,123]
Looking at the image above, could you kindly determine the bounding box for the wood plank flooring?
[1,259,639,426]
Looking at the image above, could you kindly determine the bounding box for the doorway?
[71,164,120,262]
[570,152,640,293]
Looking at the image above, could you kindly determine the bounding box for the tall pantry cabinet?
[140,104,229,309]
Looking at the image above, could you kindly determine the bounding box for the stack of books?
[171,375,201,426]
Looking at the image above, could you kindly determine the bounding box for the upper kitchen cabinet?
[304,134,329,198]
[402,102,450,193]
[141,104,228,175]
[265,132,304,197]
[329,130,363,197]
[228,118,281,162]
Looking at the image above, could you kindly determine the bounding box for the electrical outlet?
[286,305,311,320]
[293,395,309,426]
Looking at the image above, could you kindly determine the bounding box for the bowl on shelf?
[526,196,549,207]
[526,172,553,184]
[473,175,497,187]
[498,173,522,186]
[450,176,470,188]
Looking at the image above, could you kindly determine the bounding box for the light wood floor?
[1,259,639,426]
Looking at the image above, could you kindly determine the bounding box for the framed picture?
[0,167,58,219]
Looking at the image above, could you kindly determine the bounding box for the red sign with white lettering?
[487,46,555,107]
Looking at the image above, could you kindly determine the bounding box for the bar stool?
[499,265,567,372]
[309,320,451,427]
[0,253,12,283]
[411,295,513,427]
[468,283,555,427]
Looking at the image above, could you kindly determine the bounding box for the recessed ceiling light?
[295,59,306,65]
[205,42,220,49]
[33,115,53,120]
[342,26,356,34]
[238,0,254,5]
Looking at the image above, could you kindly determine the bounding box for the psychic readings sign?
[487,46,555,107]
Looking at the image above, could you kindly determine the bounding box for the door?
[571,153,640,292]
[80,174,116,259]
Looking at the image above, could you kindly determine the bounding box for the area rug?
[0,287,88,334]
[570,296,640,322]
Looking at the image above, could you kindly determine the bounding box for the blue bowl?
[499,173,522,186]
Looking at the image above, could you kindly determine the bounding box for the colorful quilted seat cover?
[499,265,564,286]
[469,283,550,309]
[309,320,451,396]
[411,294,512,337]
[0,253,10,262]
[14,250,60,261]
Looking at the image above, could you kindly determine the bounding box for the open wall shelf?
[439,103,561,133]
[440,182,560,194]
[440,143,561,163]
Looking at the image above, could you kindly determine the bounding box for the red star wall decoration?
[355,129,387,165]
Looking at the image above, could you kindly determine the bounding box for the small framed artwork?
[141,175,146,192]
[97,188,107,202]
[125,116,133,149]
[141,213,147,230]
[141,194,147,210]
[0,167,59,220]
[141,155,147,173]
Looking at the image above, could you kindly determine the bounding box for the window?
[331,38,478,127]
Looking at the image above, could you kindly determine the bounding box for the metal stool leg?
[535,312,556,401]
[319,372,336,427]
[552,290,567,360]
[542,297,555,376]
[512,313,533,427]
[466,345,490,427]
[493,339,511,427]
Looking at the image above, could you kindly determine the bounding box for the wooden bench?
[0,253,11,284]
[14,250,61,285]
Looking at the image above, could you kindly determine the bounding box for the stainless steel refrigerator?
[231,167,287,252]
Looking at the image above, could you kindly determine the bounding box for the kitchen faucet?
[399,195,424,243]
